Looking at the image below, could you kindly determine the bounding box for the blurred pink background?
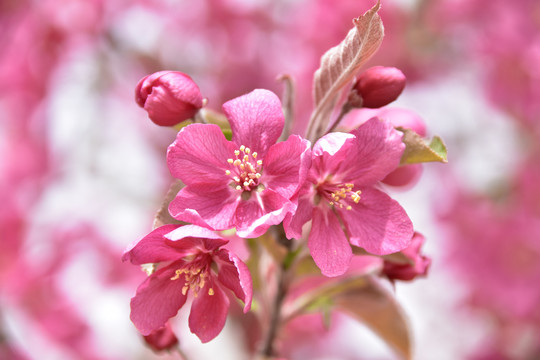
[1,0,539,359]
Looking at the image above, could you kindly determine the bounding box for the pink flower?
[285,118,413,277]
[135,71,204,126]
[383,232,431,281]
[123,224,253,343]
[167,89,311,238]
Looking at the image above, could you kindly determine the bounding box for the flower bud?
[383,232,431,282]
[143,322,179,352]
[355,66,406,108]
[135,71,204,126]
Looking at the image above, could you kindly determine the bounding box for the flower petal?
[263,135,312,199]
[214,249,253,312]
[130,261,188,335]
[167,124,237,185]
[283,188,314,240]
[122,224,183,265]
[337,117,404,186]
[308,208,352,277]
[188,280,230,343]
[235,189,294,238]
[340,187,413,255]
[223,89,284,158]
[169,184,239,231]
[311,132,355,177]
[165,225,228,252]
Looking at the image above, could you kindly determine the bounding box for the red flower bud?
[355,66,406,108]
[143,322,179,352]
[135,71,204,126]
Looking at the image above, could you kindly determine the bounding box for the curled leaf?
[399,128,448,165]
[307,1,384,141]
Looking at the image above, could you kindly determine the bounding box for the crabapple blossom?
[383,232,431,281]
[284,117,413,277]
[167,89,311,238]
[123,224,252,343]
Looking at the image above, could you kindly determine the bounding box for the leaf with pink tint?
[307,1,384,141]
[334,277,412,360]
[152,180,185,230]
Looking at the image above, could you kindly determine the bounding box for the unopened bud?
[354,66,406,108]
[135,71,204,126]
[143,322,179,352]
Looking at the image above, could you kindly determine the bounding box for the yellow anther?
[227,159,234,164]
[257,160,263,166]
[236,185,242,191]
[233,176,240,182]
[244,181,250,187]
[239,145,245,152]
[182,285,189,296]
[245,147,251,154]
[255,173,261,178]
[225,170,231,175]
[208,288,215,296]
[346,205,352,211]
[252,152,257,158]
[234,150,240,156]
[233,159,241,166]
[170,269,183,281]
[329,202,334,205]
[243,155,249,162]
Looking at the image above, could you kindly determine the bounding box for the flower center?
[225,145,263,192]
[170,263,214,297]
[319,182,361,211]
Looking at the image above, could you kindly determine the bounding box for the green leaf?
[399,128,448,165]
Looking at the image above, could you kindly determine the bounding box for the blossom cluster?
[124,59,432,355]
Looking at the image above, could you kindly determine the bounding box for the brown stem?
[259,228,293,358]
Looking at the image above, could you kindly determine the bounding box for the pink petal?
[311,132,354,176]
[122,224,182,265]
[235,189,294,238]
[169,184,239,231]
[165,225,228,252]
[223,89,284,158]
[214,249,253,312]
[188,279,230,343]
[337,117,404,186]
[283,189,315,240]
[167,124,237,185]
[263,135,312,199]
[130,262,188,335]
[340,187,413,255]
[308,208,353,277]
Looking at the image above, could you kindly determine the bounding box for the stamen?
[208,288,215,296]
[239,145,245,152]
[227,159,234,164]
[225,170,231,175]
[252,152,257,158]
[234,150,240,156]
